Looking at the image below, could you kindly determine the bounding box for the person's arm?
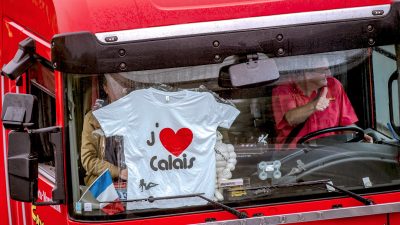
[284,101,316,126]
[81,112,121,180]
[285,87,330,126]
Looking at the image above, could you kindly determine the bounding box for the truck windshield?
[66,45,400,219]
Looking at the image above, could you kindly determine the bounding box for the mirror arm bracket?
[28,126,61,134]
[1,37,37,80]
[31,126,65,205]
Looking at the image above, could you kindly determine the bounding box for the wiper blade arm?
[198,195,248,219]
[101,193,247,219]
[245,179,374,206]
[325,182,374,205]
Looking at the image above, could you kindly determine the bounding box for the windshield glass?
[66,45,400,219]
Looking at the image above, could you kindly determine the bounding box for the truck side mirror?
[2,93,38,202]
[2,93,37,130]
[1,93,64,204]
[8,131,38,202]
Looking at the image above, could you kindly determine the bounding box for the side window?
[28,62,56,180]
[372,45,399,137]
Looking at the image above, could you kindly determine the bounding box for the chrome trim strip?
[1,76,13,225]
[96,4,390,43]
[195,202,400,225]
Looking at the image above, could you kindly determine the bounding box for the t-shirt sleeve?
[92,97,129,137]
[272,86,297,130]
[209,95,240,129]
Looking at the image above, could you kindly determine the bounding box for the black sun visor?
[51,2,400,74]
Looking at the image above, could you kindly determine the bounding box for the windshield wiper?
[100,180,372,218]
[324,182,374,205]
[198,195,248,218]
[101,193,248,219]
[244,179,374,205]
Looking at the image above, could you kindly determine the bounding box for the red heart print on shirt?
[159,128,193,157]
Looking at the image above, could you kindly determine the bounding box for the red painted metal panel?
[3,0,392,42]
[3,0,58,42]
[58,0,393,34]
[1,17,26,225]
[0,80,10,225]
[0,2,9,224]
[133,0,391,29]
[0,0,2,68]
[54,71,64,127]
[64,192,400,224]
[389,212,400,224]
[1,16,52,225]
[4,19,52,62]
[31,175,67,225]
[3,19,67,225]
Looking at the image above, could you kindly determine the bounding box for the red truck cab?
[1,0,400,225]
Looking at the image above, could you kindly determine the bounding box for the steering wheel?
[297,126,365,144]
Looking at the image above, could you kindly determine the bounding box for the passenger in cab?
[272,58,372,146]
[81,74,129,185]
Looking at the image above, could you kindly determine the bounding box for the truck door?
[1,20,65,225]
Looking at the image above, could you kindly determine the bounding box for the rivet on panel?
[276,34,284,41]
[213,40,220,48]
[119,62,127,71]
[368,38,375,46]
[118,49,126,57]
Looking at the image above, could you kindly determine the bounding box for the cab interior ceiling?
[51,2,400,74]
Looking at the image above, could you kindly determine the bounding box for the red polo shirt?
[272,77,358,146]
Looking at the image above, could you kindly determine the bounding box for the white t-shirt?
[93,88,239,209]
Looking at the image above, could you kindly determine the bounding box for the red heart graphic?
[159,128,193,157]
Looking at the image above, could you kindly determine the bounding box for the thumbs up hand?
[314,87,330,111]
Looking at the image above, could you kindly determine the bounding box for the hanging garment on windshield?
[93,87,240,209]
